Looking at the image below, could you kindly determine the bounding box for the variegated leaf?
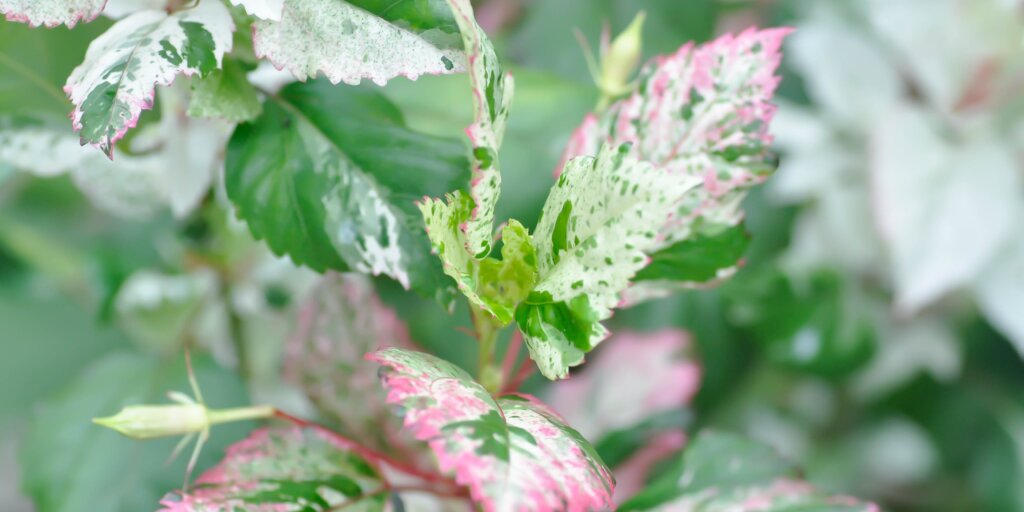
[417,0,517,320]
[557,28,789,300]
[369,348,615,512]
[619,431,877,511]
[252,0,465,86]
[65,0,233,157]
[225,79,468,304]
[519,144,701,379]
[188,58,262,123]
[0,0,105,28]
[159,426,388,512]
[284,273,418,456]
[444,0,513,258]
[229,0,284,21]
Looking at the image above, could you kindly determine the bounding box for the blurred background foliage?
[2,1,1024,511]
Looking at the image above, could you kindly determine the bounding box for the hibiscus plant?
[0,1,881,510]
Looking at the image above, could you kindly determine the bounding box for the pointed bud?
[94,404,209,440]
[599,11,646,98]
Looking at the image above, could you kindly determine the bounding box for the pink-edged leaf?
[284,273,419,456]
[369,348,614,512]
[0,0,105,28]
[64,1,233,157]
[619,431,877,511]
[159,426,387,511]
[557,27,791,303]
[546,330,700,503]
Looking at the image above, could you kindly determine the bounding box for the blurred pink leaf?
[159,426,387,511]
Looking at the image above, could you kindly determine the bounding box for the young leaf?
[229,0,284,21]
[618,431,878,511]
[225,80,469,304]
[0,0,105,28]
[159,426,387,511]
[284,273,417,455]
[65,0,234,157]
[417,0,517,320]
[369,348,615,511]
[252,0,465,86]
[558,27,790,300]
[188,58,262,123]
[519,144,701,379]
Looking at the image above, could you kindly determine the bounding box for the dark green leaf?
[635,222,750,284]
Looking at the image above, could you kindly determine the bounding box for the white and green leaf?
[187,58,262,123]
[65,0,233,157]
[229,0,284,21]
[252,0,465,86]
[369,348,615,511]
[0,0,105,28]
[519,144,700,379]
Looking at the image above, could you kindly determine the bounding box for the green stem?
[220,282,249,379]
[207,404,276,425]
[471,305,502,393]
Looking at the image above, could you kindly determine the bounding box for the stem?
[206,405,276,425]
[220,282,249,379]
[470,305,502,393]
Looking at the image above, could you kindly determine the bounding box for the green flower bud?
[93,403,209,440]
[599,11,646,98]
[94,403,275,440]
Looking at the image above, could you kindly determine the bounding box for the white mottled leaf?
[369,348,615,512]
[160,426,388,511]
[975,235,1024,358]
[252,0,465,86]
[65,0,233,157]
[418,0,518,322]
[870,105,1020,313]
[518,144,700,379]
[559,27,791,251]
[0,119,91,177]
[0,0,105,28]
[229,0,283,21]
[102,0,163,19]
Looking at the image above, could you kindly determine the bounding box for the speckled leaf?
[0,0,105,28]
[225,80,469,304]
[159,426,387,512]
[519,144,701,379]
[229,0,284,21]
[369,348,615,512]
[252,0,465,86]
[619,431,877,511]
[445,0,514,258]
[188,58,262,123]
[558,27,789,288]
[284,273,417,455]
[65,0,233,157]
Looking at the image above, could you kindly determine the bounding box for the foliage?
[3,0,1022,511]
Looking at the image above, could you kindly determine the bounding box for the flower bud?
[599,11,646,98]
[93,403,209,440]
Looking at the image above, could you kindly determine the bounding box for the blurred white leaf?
[870,105,1020,313]
[853,316,961,398]
[974,234,1024,357]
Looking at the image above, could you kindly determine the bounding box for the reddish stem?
[500,351,536,394]
[272,410,459,488]
[499,330,523,388]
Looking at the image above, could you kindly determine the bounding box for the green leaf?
[225,79,469,305]
[20,352,252,512]
[188,58,262,123]
[159,426,386,511]
[64,1,234,157]
[252,0,465,86]
[619,431,877,511]
[369,348,615,510]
